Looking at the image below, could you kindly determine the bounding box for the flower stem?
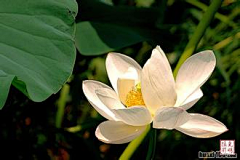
[146,127,157,160]
[55,84,69,128]
[186,0,236,28]
[173,0,222,78]
[119,124,150,160]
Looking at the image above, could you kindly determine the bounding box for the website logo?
[198,140,237,159]
[220,140,235,155]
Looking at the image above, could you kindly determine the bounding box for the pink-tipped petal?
[176,113,228,138]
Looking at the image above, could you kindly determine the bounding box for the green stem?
[213,32,240,50]
[56,84,70,128]
[152,128,157,159]
[146,128,157,160]
[173,0,222,78]
[186,0,236,28]
[119,124,150,160]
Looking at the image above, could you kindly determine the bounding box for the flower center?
[125,83,145,107]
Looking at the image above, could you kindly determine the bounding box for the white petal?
[82,80,118,120]
[176,89,203,110]
[117,67,138,104]
[113,106,152,126]
[175,50,216,106]
[106,53,142,93]
[142,46,177,113]
[153,107,190,129]
[95,121,146,144]
[176,114,228,138]
[96,89,152,126]
[96,88,125,109]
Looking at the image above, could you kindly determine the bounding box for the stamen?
[125,83,145,107]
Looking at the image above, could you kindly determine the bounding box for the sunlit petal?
[142,46,177,113]
[176,114,228,138]
[95,121,146,144]
[153,107,190,129]
[175,51,216,106]
[113,106,152,126]
[106,53,142,93]
[82,80,118,120]
[96,89,152,126]
[96,88,125,109]
[117,67,138,104]
[177,89,203,110]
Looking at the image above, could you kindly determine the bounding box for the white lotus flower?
[82,46,228,144]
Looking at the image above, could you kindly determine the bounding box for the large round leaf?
[0,0,78,109]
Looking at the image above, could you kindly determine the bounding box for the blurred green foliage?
[0,0,240,160]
